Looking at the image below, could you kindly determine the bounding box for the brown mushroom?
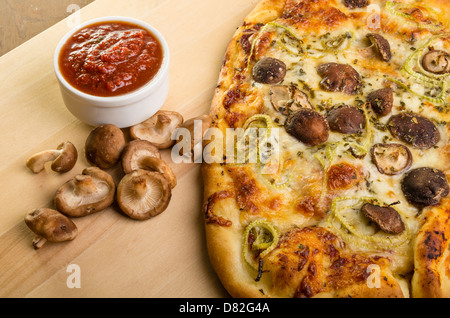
[117,169,172,220]
[252,57,287,84]
[140,157,177,189]
[326,105,366,134]
[24,208,78,249]
[361,203,405,235]
[269,85,312,115]
[177,114,213,158]
[285,108,329,146]
[370,143,412,175]
[343,0,369,9]
[317,63,361,95]
[121,139,161,174]
[26,141,78,173]
[366,33,392,62]
[122,151,177,189]
[367,87,393,117]
[55,167,116,217]
[388,112,440,149]
[401,167,449,207]
[85,124,126,169]
[130,110,184,149]
[422,50,450,74]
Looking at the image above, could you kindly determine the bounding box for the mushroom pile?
[24,110,212,249]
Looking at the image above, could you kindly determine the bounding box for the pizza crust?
[244,0,287,24]
[202,164,268,298]
[208,0,286,121]
[412,198,450,298]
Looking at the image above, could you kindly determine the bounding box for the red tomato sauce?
[59,21,163,97]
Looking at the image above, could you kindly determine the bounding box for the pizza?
[201,0,450,298]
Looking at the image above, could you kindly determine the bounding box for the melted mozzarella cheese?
[248,20,450,274]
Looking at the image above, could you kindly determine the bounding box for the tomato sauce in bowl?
[58,21,163,97]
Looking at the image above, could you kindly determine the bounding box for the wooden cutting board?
[0,0,260,298]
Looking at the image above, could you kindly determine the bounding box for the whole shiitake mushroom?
[85,124,126,169]
[284,108,329,146]
[24,208,78,249]
[401,167,449,207]
[326,105,366,134]
[388,112,440,150]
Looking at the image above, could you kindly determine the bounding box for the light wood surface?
[0,0,94,56]
[0,0,260,298]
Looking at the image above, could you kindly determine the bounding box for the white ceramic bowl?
[54,16,170,128]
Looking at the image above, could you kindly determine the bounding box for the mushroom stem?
[154,114,171,134]
[32,236,47,249]
[26,150,61,173]
[73,175,98,196]
[132,176,148,199]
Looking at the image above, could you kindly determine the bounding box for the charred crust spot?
[323,7,348,27]
[203,190,233,227]
[327,162,360,190]
[294,245,310,271]
[229,168,260,213]
[281,1,347,28]
[330,257,349,270]
[424,231,446,260]
[295,197,317,217]
[223,86,244,110]
[239,23,264,54]
[296,277,314,298]
[240,33,254,54]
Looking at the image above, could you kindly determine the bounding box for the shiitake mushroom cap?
[85,124,126,169]
[284,108,329,146]
[370,143,412,176]
[317,63,362,95]
[367,87,393,117]
[252,57,287,84]
[401,167,449,207]
[388,112,440,149]
[366,33,392,62]
[361,203,405,235]
[422,50,450,75]
[326,105,366,134]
